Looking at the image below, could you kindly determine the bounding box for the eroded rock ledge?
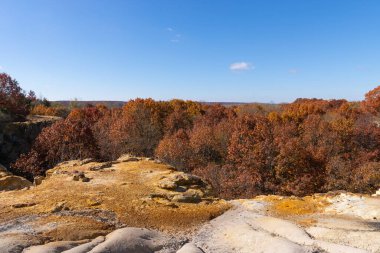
[0,163,32,191]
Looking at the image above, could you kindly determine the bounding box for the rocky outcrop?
[0,174,32,191]
[0,163,31,191]
[9,192,380,253]
[0,159,379,253]
[151,172,213,205]
[192,194,380,253]
[116,154,141,162]
[372,188,380,197]
[0,158,228,253]
[0,115,60,168]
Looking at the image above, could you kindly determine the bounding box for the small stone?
[33,176,44,186]
[89,162,112,171]
[372,188,380,197]
[50,202,66,213]
[149,193,168,199]
[87,199,101,206]
[81,177,91,182]
[12,202,36,208]
[72,175,80,181]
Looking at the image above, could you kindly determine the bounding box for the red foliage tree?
[0,73,36,120]
[226,115,277,193]
[12,107,103,179]
[155,129,193,171]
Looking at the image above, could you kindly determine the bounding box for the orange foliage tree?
[362,85,380,113]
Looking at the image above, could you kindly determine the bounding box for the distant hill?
[52,101,126,108]
[52,100,281,109]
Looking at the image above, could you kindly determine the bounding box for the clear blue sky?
[1,0,380,102]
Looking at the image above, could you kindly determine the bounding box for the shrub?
[351,162,380,193]
[30,104,69,118]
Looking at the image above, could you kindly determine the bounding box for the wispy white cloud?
[166,27,182,43]
[230,62,254,71]
[0,66,3,70]
[288,68,299,74]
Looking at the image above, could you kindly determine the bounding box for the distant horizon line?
[51,98,360,105]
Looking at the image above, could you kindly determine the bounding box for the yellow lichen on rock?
[263,195,330,216]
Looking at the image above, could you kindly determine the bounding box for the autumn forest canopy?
[1,73,380,198]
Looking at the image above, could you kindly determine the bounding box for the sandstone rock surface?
[0,159,227,253]
[23,240,90,253]
[176,243,205,253]
[88,227,177,253]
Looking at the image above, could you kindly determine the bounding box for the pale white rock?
[314,240,369,253]
[252,215,314,245]
[88,227,174,253]
[193,208,311,253]
[307,226,380,253]
[23,240,89,253]
[325,193,380,220]
[372,189,380,197]
[62,236,105,253]
[177,243,204,253]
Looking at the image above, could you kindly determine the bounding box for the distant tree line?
[6,72,380,197]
